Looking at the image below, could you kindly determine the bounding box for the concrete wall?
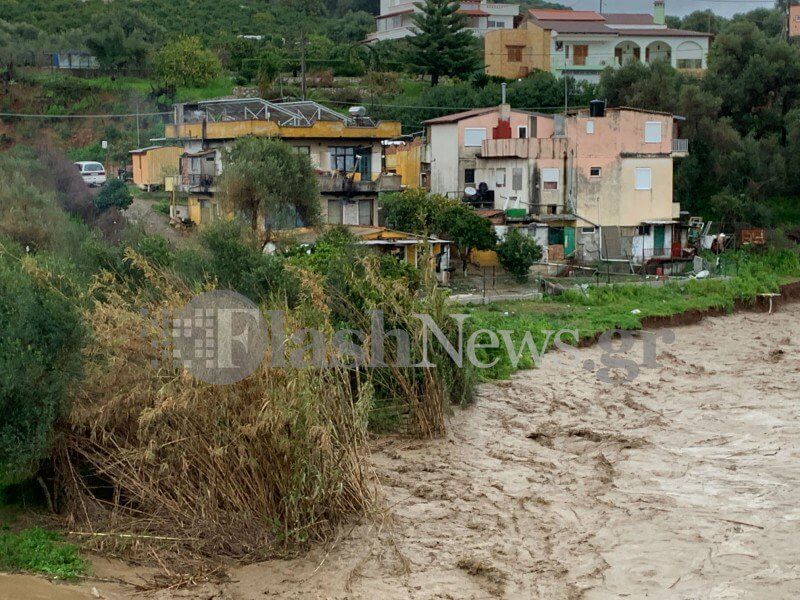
[484,26,549,78]
[791,4,800,37]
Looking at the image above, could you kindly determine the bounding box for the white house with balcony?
[485,2,711,83]
[367,0,519,43]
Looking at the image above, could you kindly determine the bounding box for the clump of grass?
[59,252,377,565]
[0,527,88,580]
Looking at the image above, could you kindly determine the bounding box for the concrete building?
[164,99,402,229]
[484,2,711,83]
[790,3,800,38]
[424,101,688,264]
[367,0,518,43]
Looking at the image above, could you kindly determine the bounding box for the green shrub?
[496,229,543,282]
[0,527,88,580]
[94,179,133,212]
[0,253,86,487]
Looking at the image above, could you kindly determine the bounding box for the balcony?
[672,138,689,157]
[317,172,402,194]
[185,173,216,193]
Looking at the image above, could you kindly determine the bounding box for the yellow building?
[129,146,183,191]
[484,25,550,79]
[384,138,424,188]
[167,99,403,229]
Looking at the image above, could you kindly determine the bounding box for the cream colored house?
[425,102,688,264]
[484,2,712,83]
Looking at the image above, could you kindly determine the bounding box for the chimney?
[653,0,665,25]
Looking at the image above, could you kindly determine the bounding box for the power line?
[324,99,577,111]
[0,111,170,119]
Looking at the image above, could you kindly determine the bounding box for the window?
[541,167,559,190]
[635,167,652,190]
[488,19,502,28]
[586,120,595,134]
[330,146,356,171]
[464,128,487,147]
[293,146,311,154]
[496,168,506,188]
[329,146,371,178]
[581,226,596,234]
[464,168,475,184]
[506,45,523,62]
[512,167,523,191]
[590,167,601,177]
[636,224,651,236]
[517,126,527,139]
[644,121,662,143]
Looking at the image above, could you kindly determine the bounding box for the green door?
[564,227,576,257]
[653,225,665,256]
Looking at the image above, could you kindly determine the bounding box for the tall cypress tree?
[407,0,479,86]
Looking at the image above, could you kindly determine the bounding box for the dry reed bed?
[57,255,459,570]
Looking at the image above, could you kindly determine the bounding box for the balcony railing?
[186,173,216,192]
[317,172,402,194]
[672,138,689,155]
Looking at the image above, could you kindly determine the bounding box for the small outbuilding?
[129,146,183,191]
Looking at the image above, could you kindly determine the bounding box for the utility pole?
[135,102,141,148]
[299,35,307,101]
[564,73,568,115]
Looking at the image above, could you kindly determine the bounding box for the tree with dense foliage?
[219,137,319,232]
[382,188,452,233]
[154,36,221,88]
[406,0,479,86]
[432,202,496,275]
[84,7,161,70]
[381,189,496,274]
[0,251,85,487]
[94,179,133,212]
[496,228,542,282]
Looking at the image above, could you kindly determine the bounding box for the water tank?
[589,99,606,118]
[348,106,367,118]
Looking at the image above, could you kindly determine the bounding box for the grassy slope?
[466,250,800,379]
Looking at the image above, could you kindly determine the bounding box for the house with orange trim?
[367,0,519,42]
[485,1,711,83]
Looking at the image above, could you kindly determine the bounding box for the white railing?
[672,138,689,154]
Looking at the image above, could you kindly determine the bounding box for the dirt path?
[123,197,193,245]
[10,305,800,599]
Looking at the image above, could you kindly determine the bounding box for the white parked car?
[75,161,107,187]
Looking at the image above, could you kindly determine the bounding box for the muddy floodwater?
[7,305,800,599]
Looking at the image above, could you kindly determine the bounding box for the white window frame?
[590,166,601,177]
[496,168,506,188]
[464,127,487,147]
[635,167,652,190]
[517,125,527,139]
[541,167,559,190]
[644,121,662,144]
[586,120,595,134]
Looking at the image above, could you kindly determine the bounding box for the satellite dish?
[464,186,477,196]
